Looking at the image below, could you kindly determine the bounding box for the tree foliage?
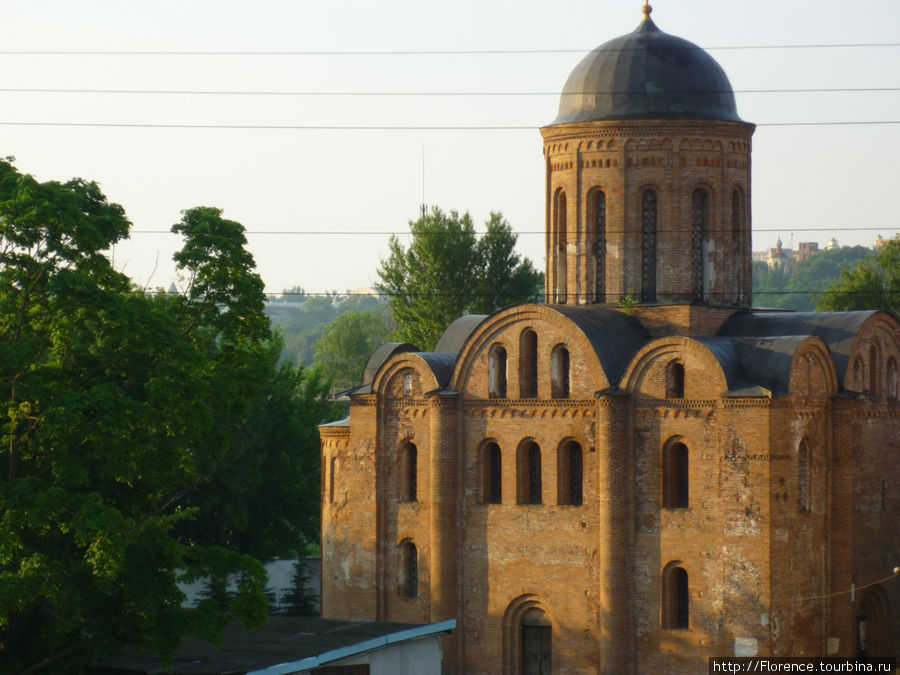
[752,245,871,311]
[313,307,395,394]
[817,236,900,315]
[0,159,335,672]
[376,208,542,350]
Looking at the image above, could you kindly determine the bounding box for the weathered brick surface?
[317,59,899,673]
[320,305,900,673]
[541,120,754,309]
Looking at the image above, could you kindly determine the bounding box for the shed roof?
[101,617,455,675]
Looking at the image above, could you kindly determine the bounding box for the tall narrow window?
[868,345,878,397]
[731,188,744,305]
[691,189,709,302]
[520,329,538,398]
[401,541,418,598]
[551,345,570,399]
[798,440,810,512]
[853,357,864,392]
[403,373,412,397]
[592,188,607,302]
[517,442,542,505]
[483,442,502,504]
[641,189,657,303]
[663,441,689,509]
[887,358,897,400]
[662,564,689,629]
[558,441,583,506]
[329,456,336,504]
[400,442,417,502]
[489,344,507,398]
[666,360,685,398]
[555,189,568,303]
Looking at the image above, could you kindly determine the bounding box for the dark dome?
[551,14,742,125]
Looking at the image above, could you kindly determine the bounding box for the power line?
[1,87,898,96]
[1,121,898,131]
[128,227,899,236]
[226,289,898,299]
[1,43,898,56]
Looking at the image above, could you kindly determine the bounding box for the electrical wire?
[0,121,898,130]
[1,42,898,56]
[1,87,898,96]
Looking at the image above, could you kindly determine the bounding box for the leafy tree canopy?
[0,159,336,672]
[817,236,900,315]
[313,306,395,394]
[752,245,871,311]
[376,208,542,350]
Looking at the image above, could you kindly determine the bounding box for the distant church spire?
[643,0,653,19]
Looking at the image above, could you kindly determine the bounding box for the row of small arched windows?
[852,348,899,400]
[481,440,584,506]
[552,185,747,303]
[489,332,569,399]
[396,438,690,509]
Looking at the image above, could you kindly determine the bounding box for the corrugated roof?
[101,617,454,675]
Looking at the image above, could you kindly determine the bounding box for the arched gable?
[451,304,647,396]
[846,313,900,396]
[622,336,728,398]
[373,352,450,399]
[788,337,840,403]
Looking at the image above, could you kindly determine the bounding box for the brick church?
[319,5,900,673]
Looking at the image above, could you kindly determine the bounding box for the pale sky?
[3,0,899,295]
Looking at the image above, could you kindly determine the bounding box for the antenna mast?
[420,145,427,218]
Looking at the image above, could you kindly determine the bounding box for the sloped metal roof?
[101,617,454,674]
[417,352,459,389]
[434,314,489,355]
[718,311,877,381]
[361,342,418,385]
[549,305,651,385]
[696,335,813,396]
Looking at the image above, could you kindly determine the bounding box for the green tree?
[753,246,871,310]
[313,307,395,393]
[281,559,319,617]
[376,207,542,350]
[817,237,900,315]
[0,160,334,672]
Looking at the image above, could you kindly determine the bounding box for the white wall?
[178,557,321,613]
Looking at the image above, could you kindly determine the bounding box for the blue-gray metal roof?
[417,352,459,389]
[549,305,651,385]
[102,616,455,674]
[434,314,489,355]
[696,335,813,396]
[551,16,743,125]
[361,342,418,385]
[718,311,877,382]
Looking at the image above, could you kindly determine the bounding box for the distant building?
[320,6,900,673]
[793,241,819,264]
[766,238,793,270]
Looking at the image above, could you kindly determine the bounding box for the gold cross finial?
[643,0,653,19]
